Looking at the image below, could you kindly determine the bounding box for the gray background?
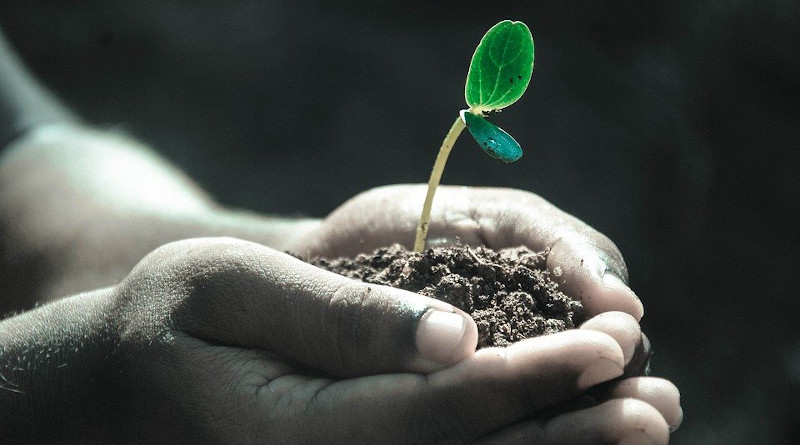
[2,1,798,443]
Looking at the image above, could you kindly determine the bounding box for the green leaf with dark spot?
[465,20,534,113]
[460,110,522,163]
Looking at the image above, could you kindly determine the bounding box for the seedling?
[413,20,535,252]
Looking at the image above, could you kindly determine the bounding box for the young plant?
[413,20,535,252]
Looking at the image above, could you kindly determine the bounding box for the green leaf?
[464,20,534,114]
[460,110,522,163]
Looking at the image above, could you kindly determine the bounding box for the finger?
[414,330,626,439]
[579,311,644,372]
[255,329,627,443]
[546,236,643,320]
[476,398,670,445]
[141,238,478,377]
[605,377,683,433]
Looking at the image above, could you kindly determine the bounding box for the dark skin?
[0,29,681,443]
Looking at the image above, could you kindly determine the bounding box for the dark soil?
[305,244,584,348]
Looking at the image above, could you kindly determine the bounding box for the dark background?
[1,1,798,443]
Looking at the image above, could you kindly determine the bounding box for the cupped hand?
[105,237,679,443]
[289,184,644,322]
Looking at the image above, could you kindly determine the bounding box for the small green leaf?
[460,110,522,163]
[465,20,534,114]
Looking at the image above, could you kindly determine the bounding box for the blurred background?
[1,1,797,443]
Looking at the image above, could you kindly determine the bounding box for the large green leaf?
[464,21,534,113]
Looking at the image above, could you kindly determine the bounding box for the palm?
[186,332,648,444]
[291,185,503,258]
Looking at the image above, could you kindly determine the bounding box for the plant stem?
[414,115,466,252]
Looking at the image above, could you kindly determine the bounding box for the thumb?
[163,238,478,377]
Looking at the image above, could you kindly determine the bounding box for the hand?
[291,184,644,321]
[96,237,677,443]
[287,184,682,438]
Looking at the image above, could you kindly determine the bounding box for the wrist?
[0,287,119,441]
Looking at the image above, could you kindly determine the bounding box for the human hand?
[291,184,644,321]
[286,184,682,437]
[95,237,677,443]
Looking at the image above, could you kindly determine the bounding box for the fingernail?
[625,332,652,376]
[603,273,644,320]
[416,310,470,365]
[577,355,625,389]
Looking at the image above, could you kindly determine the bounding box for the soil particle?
[304,244,584,348]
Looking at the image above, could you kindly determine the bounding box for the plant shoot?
[413,20,535,252]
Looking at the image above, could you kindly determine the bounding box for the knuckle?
[114,238,264,344]
[569,230,629,282]
[325,282,377,371]
[594,234,627,269]
[550,233,629,283]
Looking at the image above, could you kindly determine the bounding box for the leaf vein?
[486,28,515,104]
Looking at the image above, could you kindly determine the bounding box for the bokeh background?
[1,1,798,443]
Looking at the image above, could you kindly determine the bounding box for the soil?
[304,243,584,349]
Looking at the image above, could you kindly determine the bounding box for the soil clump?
[305,243,584,348]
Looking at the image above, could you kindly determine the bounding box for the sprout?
[413,20,535,252]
